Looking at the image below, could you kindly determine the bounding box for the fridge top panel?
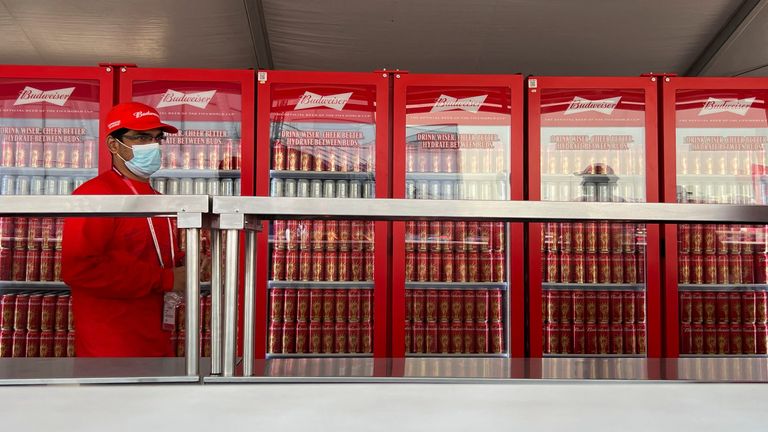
[0,78,101,121]
[405,86,511,126]
[269,84,377,124]
[130,80,243,124]
[540,89,646,128]
[675,89,768,128]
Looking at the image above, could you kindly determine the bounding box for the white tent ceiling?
[0,0,766,76]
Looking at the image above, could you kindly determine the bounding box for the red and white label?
[698,97,755,116]
[156,89,217,109]
[14,87,75,106]
[565,97,621,116]
[295,91,353,111]
[431,94,488,113]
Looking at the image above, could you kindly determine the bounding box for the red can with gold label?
[338,221,351,251]
[491,322,504,354]
[438,291,451,322]
[692,324,706,354]
[425,322,438,354]
[415,221,428,252]
[324,220,338,251]
[463,290,475,323]
[320,290,334,323]
[703,254,716,284]
[623,292,635,324]
[425,289,438,323]
[703,224,716,254]
[347,322,361,353]
[0,294,15,330]
[743,291,756,324]
[558,290,572,324]
[295,322,308,353]
[298,220,311,251]
[545,223,558,252]
[404,321,413,353]
[11,248,26,282]
[597,291,610,324]
[598,253,611,284]
[269,322,283,354]
[546,250,559,283]
[429,251,442,282]
[283,250,298,281]
[680,291,692,324]
[324,251,337,281]
[559,222,572,253]
[597,221,610,253]
[426,222,441,253]
[405,251,416,282]
[467,252,480,282]
[742,323,756,354]
[26,294,41,331]
[623,323,636,354]
[351,220,365,252]
[545,291,559,323]
[11,329,26,357]
[610,222,623,253]
[364,221,375,251]
[280,322,296,353]
[307,322,322,353]
[480,251,493,282]
[489,289,503,323]
[309,220,324,251]
[715,324,729,354]
[442,251,455,282]
[437,322,450,353]
[572,223,585,253]
[729,254,742,284]
[691,224,704,254]
[472,322,486,354]
[361,290,372,323]
[572,291,585,324]
[742,254,755,284]
[272,140,286,170]
[405,289,413,322]
[586,253,598,283]
[585,291,597,324]
[459,322,474,354]
[273,220,286,249]
[680,323,692,354]
[53,330,66,358]
[678,253,691,284]
[39,330,53,357]
[559,323,572,354]
[416,251,429,282]
[334,322,348,353]
[307,289,322,323]
[364,251,374,281]
[609,291,623,324]
[448,251,463,283]
[40,295,55,332]
[447,322,462,354]
[637,250,646,283]
[322,322,335,353]
[492,222,505,252]
[412,289,425,323]
[492,251,504,283]
[756,253,768,284]
[691,254,704,284]
[704,292,717,324]
[361,322,372,353]
[479,222,492,252]
[14,294,29,332]
[757,324,768,354]
[623,223,635,253]
[296,250,310,281]
[757,291,768,324]
[337,250,350,282]
[296,289,310,323]
[412,321,425,353]
[572,323,585,354]
[334,290,348,323]
[450,290,463,323]
[269,289,284,324]
[545,323,559,354]
[282,289,296,322]
[611,253,624,284]
[570,253,585,284]
[715,253,728,285]
[24,330,39,357]
[691,292,704,324]
[454,221,467,252]
[678,224,691,253]
[585,323,598,354]
[728,291,741,324]
[473,290,488,323]
[466,222,480,253]
[610,323,623,354]
[620,252,636,284]
[559,252,572,283]
[729,323,742,354]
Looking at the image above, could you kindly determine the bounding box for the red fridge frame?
[390,73,526,358]
[254,70,391,360]
[527,76,663,358]
[660,76,768,358]
[0,64,116,173]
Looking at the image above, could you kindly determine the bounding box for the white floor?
[0,383,766,431]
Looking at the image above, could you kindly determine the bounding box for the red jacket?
[62,169,183,357]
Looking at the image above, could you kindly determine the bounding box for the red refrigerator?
[0,65,115,358]
[117,66,256,357]
[254,70,390,364]
[527,76,662,361]
[661,77,768,364]
[390,73,525,361]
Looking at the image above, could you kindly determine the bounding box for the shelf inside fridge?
[266,353,374,359]
[678,283,768,292]
[544,354,647,359]
[542,283,645,292]
[405,282,508,291]
[406,172,508,182]
[680,354,768,358]
[406,353,509,358]
[677,174,765,182]
[152,169,240,179]
[268,280,374,290]
[270,170,374,181]
[0,167,98,177]
[541,173,643,182]
[0,281,70,292]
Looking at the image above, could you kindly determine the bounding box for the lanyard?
[113,168,175,269]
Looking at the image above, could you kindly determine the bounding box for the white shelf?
[152,169,240,179]
[0,167,97,177]
[405,282,507,291]
[543,283,645,292]
[266,353,373,358]
[268,280,374,290]
[406,172,508,182]
[0,281,69,292]
[678,283,768,292]
[406,353,508,358]
[270,170,374,181]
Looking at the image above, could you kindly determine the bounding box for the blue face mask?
[115,139,162,178]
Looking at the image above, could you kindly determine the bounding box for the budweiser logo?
[430,94,488,113]
[294,91,353,111]
[564,96,621,115]
[156,89,216,109]
[133,110,159,119]
[14,86,75,106]
[698,97,755,116]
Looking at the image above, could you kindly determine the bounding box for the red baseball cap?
[105,102,179,135]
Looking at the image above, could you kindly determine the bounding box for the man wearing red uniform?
[62,102,184,357]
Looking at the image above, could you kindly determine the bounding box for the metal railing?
[210,197,768,380]
[0,195,209,380]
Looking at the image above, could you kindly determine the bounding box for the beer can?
[466,223,480,253]
[742,254,755,284]
[333,289,348,323]
[726,291,742,325]
[691,323,705,354]
[285,250,298,281]
[704,292,717,324]
[413,321,425,353]
[623,292,636,324]
[597,291,610,324]
[716,324,729,354]
[11,248,26,282]
[350,250,363,281]
[281,322,296,353]
[0,175,15,196]
[480,251,493,282]
[269,178,285,197]
[296,179,310,198]
[680,291,692,324]
[324,250,338,281]
[25,249,41,282]
[14,142,30,167]
[271,249,286,280]
[438,251,454,283]
[704,224,716,254]
[679,224,691,253]
[489,322,503,354]
[450,322,464,353]
[715,253,729,285]
[338,221,351,251]
[623,323,636,355]
[756,291,768,324]
[729,323,743,354]
[53,330,66,357]
[691,254,704,284]
[584,291,597,324]
[0,294,15,330]
[449,290,463,323]
[742,323,757,354]
[545,250,559,283]
[571,290,585,324]
[611,253,623,284]
[691,292,704,324]
[13,294,29,331]
[757,324,768,354]
[598,221,610,253]
[455,251,467,282]
[454,221,467,252]
[545,290,559,324]
[321,322,334,353]
[598,323,611,354]
[404,221,416,252]
[680,323,693,354]
[295,322,308,353]
[586,253,598,283]
[345,321,360,353]
[743,291,756,324]
[53,250,61,280]
[609,291,623,324]
[459,290,474,324]
[691,224,704,254]
[421,322,437,354]
[405,251,416,282]
[360,322,372,353]
[610,223,623,253]
[545,323,560,354]
[282,289,296,322]
[39,330,53,358]
[296,289,310,323]
[559,252,572,283]
[489,289,503,323]
[585,323,598,354]
[15,175,30,195]
[417,289,436,324]
[704,254,717,284]
[12,329,26,357]
[346,288,361,323]
[492,251,505,283]
[411,289,425,323]
[337,250,350,281]
[610,323,624,354]
[598,253,611,284]
[637,249,646,283]
[558,290,572,324]
[0,139,13,167]
[299,147,313,172]
[729,254,742,284]
[285,145,299,171]
[416,251,429,282]
[545,223,558,252]
[26,294,41,331]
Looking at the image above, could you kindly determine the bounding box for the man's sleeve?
[61,215,174,300]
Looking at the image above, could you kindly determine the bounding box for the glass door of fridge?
[538,88,649,357]
[673,89,768,356]
[402,85,514,357]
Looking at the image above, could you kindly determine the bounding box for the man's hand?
[173,266,187,294]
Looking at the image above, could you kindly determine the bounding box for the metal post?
[242,230,257,376]
[185,228,200,377]
[223,229,240,377]
[210,229,223,375]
